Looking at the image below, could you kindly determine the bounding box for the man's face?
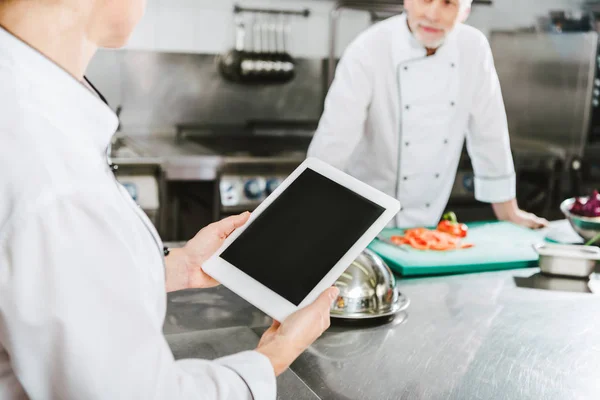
[404,0,468,49]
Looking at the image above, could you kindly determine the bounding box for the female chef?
[0,1,338,399]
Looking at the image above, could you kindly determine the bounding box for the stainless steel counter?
[163,267,600,400]
[111,136,222,180]
[111,136,306,181]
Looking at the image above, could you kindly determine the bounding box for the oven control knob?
[244,179,264,200]
[266,178,281,195]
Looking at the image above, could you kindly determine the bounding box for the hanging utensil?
[247,12,282,84]
[240,14,254,79]
[261,13,274,76]
[266,14,277,76]
[273,14,286,82]
[220,7,300,84]
[253,13,266,80]
[241,13,256,81]
[280,14,296,83]
[218,14,247,82]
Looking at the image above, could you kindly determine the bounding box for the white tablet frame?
[202,157,401,322]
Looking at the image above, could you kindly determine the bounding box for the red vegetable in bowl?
[570,190,600,217]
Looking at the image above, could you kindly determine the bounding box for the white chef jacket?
[308,13,516,228]
[0,27,275,399]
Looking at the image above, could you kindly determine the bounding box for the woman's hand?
[256,287,339,376]
[165,212,250,292]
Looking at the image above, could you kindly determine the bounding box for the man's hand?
[256,287,340,376]
[504,209,549,229]
[492,199,548,229]
[165,212,250,293]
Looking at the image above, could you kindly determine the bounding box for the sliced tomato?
[408,237,429,250]
[387,227,475,251]
[390,236,407,245]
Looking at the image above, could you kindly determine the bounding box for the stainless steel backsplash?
[86,50,326,135]
[490,30,598,160]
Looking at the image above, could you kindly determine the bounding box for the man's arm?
[465,34,547,228]
[492,198,548,229]
[307,42,373,170]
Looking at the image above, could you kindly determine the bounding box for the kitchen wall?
[125,0,370,58]
[87,0,589,135]
[86,52,325,134]
[122,0,586,58]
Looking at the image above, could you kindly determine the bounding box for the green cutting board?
[367,221,545,277]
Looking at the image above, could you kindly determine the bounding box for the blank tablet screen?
[220,168,386,306]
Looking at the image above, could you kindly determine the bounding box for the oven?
[167,123,315,241]
[168,154,307,241]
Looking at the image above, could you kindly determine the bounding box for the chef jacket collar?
[0,25,119,157]
[394,12,459,67]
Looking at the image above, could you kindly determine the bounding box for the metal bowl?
[560,198,600,242]
[534,242,600,278]
[330,249,409,319]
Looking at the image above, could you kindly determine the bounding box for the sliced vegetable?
[390,227,473,252]
[436,211,468,238]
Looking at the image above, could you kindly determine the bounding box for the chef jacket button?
[450,101,455,107]
[405,105,410,110]
[451,63,455,68]
[426,203,431,208]
[405,141,410,146]
[444,139,449,144]
[404,66,408,71]
[435,173,440,178]
[403,176,408,181]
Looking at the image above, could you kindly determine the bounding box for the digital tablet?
[202,157,400,322]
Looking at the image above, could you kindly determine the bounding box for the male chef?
[308,0,548,229]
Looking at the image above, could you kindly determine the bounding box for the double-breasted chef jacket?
[0,26,275,400]
[308,13,516,228]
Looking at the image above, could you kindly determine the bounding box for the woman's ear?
[459,7,471,23]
